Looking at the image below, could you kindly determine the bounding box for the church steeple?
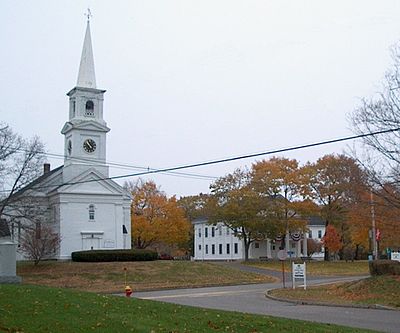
[62,15,110,181]
[77,19,97,89]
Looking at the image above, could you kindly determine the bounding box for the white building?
[193,217,325,260]
[7,19,132,260]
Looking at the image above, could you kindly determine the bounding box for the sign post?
[277,249,287,288]
[292,262,306,290]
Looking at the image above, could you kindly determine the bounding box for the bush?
[71,249,158,262]
[369,259,400,276]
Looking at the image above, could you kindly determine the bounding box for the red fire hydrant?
[125,285,133,297]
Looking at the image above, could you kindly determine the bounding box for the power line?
[11,147,218,181]
[4,126,397,194]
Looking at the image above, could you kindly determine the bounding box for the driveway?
[131,265,399,333]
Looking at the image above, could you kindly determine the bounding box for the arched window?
[89,204,95,221]
[85,100,94,116]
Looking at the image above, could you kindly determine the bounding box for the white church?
[8,19,132,260]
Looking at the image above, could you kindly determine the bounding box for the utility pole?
[370,190,378,260]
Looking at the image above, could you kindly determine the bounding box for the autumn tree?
[178,193,211,222]
[299,154,366,260]
[126,180,190,252]
[251,157,316,249]
[307,238,322,257]
[209,168,280,261]
[322,225,342,260]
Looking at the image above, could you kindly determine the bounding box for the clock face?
[83,139,96,153]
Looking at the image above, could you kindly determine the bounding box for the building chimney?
[43,163,51,175]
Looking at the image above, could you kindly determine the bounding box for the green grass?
[0,284,377,333]
[246,260,369,276]
[270,275,400,308]
[17,261,274,293]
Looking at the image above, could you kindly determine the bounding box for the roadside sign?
[391,252,400,262]
[277,249,287,261]
[292,262,306,290]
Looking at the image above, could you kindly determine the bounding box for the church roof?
[10,165,64,198]
[77,20,97,89]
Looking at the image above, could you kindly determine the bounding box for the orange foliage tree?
[299,154,366,260]
[322,225,342,259]
[251,157,317,248]
[125,180,190,251]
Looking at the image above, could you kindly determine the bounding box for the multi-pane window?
[205,227,208,238]
[309,230,313,238]
[226,228,230,235]
[226,243,230,254]
[255,242,260,249]
[198,228,201,238]
[205,245,209,254]
[199,245,201,251]
[211,227,215,237]
[318,230,322,238]
[89,204,95,221]
[219,244,223,255]
[234,243,238,254]
[211,244,215,255]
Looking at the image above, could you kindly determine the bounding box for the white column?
[296,240,301,257]
[266,239,272,258]
[303,233,308,257]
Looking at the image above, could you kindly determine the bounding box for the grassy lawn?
[0,284,377,333]
[270,275,400,309]
[246,260,369,276]
[17,261,274,293]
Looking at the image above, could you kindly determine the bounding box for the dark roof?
[307,216,325,226]
[10,165,64,198]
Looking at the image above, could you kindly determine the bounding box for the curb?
[265,289,398,311]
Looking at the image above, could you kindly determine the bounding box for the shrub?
[71,249,158,262]
[369,259,400,276]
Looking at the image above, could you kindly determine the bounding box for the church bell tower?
[61,17,110,182]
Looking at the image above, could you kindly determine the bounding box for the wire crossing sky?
[2,1,400,196]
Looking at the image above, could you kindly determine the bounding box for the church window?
[85,100,94,116]
[72,101,76,117]
[89,204,95,221]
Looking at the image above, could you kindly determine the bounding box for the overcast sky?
[2,1,400,197]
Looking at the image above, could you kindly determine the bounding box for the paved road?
[132,277,399,333]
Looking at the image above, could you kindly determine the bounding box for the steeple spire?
[77,12,97,89]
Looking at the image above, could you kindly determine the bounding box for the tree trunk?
[244,238,250,261]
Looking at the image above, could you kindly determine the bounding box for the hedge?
[369,259,400,276]
[71,249,158,262]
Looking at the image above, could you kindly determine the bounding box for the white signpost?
[391,252,400,262]
[292,262,306,290]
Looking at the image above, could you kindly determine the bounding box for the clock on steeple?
[61,18,110,182]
